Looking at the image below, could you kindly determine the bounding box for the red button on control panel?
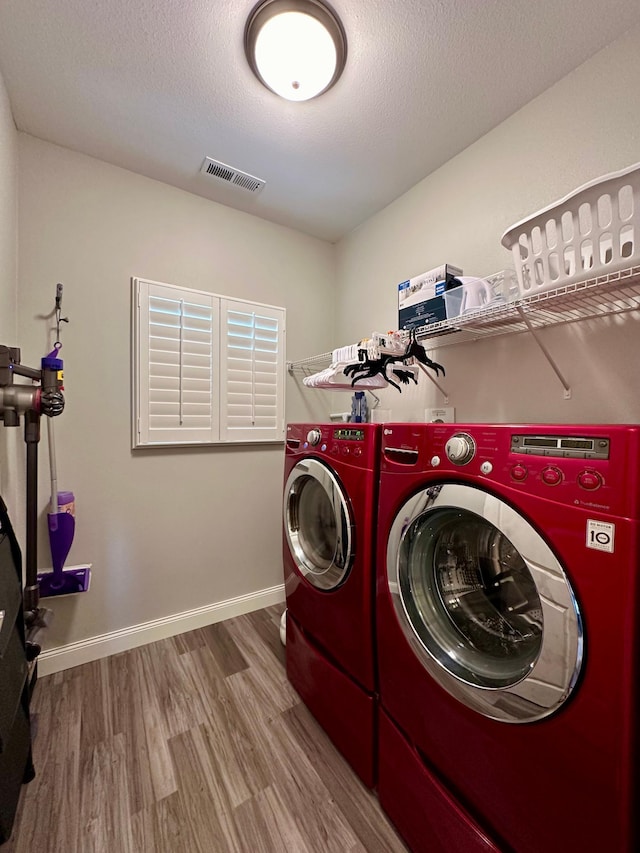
[577,470,603,491]
[510,464,528,482]
[541,466,563,486]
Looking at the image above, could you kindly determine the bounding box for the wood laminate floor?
[4,606,408,852]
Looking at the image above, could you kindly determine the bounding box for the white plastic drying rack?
[287,265,640,402]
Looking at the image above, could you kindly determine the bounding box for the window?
[132,277,286,447]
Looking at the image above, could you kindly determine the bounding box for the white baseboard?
[37,583,286,677]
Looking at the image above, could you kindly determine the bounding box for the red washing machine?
[376,422,640,853]
[283,422,380,787]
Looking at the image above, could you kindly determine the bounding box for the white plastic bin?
[501,162,640,295]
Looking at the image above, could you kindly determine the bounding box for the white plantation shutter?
[133,278,285,447]
[134,279,218,445]
[219,299,285,442]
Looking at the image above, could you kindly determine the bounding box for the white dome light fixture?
[245,0,347,102]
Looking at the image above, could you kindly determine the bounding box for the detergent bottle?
[350,391,369,423]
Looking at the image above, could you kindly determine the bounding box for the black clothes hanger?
[344,355,410,392]
[403,329,445,377]
[343,330,445,392]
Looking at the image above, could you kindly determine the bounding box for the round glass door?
[284,458,353,590]
[387,483,583,722]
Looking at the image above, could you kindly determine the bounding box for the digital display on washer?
[334,428,365,441]
[511,434,610,459]
[560,438,593,450]
[523,437,556,448]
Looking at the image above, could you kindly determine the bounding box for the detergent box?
[398,263,463,330]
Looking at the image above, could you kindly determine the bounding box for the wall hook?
[54,283,69,344]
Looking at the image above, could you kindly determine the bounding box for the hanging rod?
[287,351,333,374]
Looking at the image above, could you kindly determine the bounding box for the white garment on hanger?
[333,344,361,363]
[303,363,388,390]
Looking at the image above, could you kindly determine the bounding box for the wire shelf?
[286,265,640,398]
[287,351,334,374]
[414,265,640,347]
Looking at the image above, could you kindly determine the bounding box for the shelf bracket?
[515,306,571,399]
[417,362,449,404]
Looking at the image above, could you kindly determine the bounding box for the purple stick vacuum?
[36,343,90,597]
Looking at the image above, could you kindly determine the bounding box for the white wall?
[335,26,640,425]
[17,135,335,652]
[0,68,19,507]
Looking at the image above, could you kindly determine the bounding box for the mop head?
[38,508,90,597]
[37,566,91,597]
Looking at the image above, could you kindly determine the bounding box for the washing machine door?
[387,483,583,723]
[284,458,353,591]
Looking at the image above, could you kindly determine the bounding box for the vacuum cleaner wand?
[0,343,65,659]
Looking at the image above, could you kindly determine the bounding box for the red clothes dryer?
[376,422,640,853]
[283,422,380,787]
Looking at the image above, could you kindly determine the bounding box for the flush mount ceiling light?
[244,0,347,102]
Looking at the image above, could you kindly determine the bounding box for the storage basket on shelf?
[501,162,640,295]
[443,269,520,319]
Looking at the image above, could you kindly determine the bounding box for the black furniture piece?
[0,497,34,845]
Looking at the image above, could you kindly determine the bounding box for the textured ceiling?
[1,0,640,243]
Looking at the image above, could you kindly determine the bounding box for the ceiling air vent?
[200,157,266,194]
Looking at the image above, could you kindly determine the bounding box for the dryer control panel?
[510,434,610,460]
[285,422,381,471]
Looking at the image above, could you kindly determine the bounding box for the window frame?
[132,277,286,448]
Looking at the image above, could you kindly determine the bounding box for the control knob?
[445,433,476,466]
[307,429,322,446]
[510,463,528,482]
[577,470,603,491]
[541,466,563,486]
